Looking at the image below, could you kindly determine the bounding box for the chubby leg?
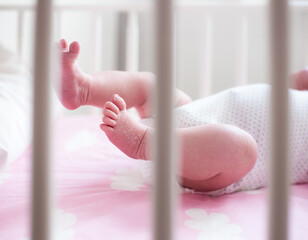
[178,125,258,191]
[57,39,191,118]
[100,94,258,192]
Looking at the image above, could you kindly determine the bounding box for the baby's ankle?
[134,128,150,160]
[79,74,93,106]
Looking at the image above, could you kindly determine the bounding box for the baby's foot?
[58,39,92,110]
[100,94,149,160]
[292,68,308,91]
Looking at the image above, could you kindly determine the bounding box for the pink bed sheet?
[0,114,307,240]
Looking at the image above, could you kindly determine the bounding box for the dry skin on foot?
[100,94,149,160]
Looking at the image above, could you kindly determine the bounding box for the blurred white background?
[0,0,307,104]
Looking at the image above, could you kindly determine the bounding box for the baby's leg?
[100,94,258,192]
[178,124,258,192]
[57,39,191,118]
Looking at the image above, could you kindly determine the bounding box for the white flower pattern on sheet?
[110,168,146,191]
[52,209,77,240]
[65,129,98,152]
[185,208,245,240]
[22,209,76,240]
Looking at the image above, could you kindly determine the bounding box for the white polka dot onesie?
[172,83,308,195]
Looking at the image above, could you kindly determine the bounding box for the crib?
[0,0,307,240]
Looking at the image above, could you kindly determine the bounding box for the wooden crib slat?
[55,10,63,40]
[31,0,53,239]
[235,14,248,86]
[93,13,103,72]
[17,10,24,57]
[199,13,213,97]
[153,0,175,240]
[268,0,290,239]
[125,11,139,71]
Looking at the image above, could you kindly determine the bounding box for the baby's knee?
[241,131,258,173]
[215,125,258,179]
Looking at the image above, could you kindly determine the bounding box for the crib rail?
[0,0,296,239]
[3,1,308,11]
[0,0,308,91]
[1,0,308,96]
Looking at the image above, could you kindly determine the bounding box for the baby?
[58,39,308,195]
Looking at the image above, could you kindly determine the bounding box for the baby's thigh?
[178,124,258,192]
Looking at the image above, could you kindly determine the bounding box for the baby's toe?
[59,39,68,51]
[69,41,80,54]
[100,123,113,133]
[103,108,118,120]
[104,101,120,115]
[112,94,126,111]
[102,115,116,127]
[63,41,80,61]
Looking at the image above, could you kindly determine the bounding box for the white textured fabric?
[173,84,308,195]
[0,44,60,173]
[139,84,308,195]
[0,44,33,172]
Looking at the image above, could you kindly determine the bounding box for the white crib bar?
[305,14,308,66]
[93,14,103,72]
[154,0,175,239]
[235,15,248,86]
[17,10,24,57]
[125,11,139,71]
[268,0,290,239]
[31,0,53,239]
[199,14,213,97]
[55,10,63,40]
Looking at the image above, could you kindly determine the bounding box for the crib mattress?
[0,114,307,240]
